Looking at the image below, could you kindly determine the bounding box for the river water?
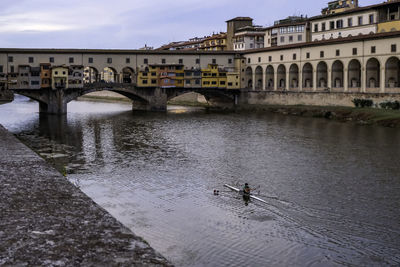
[1,95,400,266]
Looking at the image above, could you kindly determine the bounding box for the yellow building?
[226,72,240,89]
[377,1,400,33]
[51,66,68,89]
[322,0,358,15]
[175,65,184,87]
[202,64,219,88]
[201,64,229,88]
[199,33,227,51]
[137,65,158,87]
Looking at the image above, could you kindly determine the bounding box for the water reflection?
[0,97,400,266]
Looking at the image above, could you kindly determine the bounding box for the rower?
[243,183,251,195]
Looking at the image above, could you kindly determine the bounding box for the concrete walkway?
[0,125,172,266]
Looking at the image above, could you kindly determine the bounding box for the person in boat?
[243,183,251,195]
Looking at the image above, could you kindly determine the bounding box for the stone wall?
[239,91,400,107]
[0,89,14,103]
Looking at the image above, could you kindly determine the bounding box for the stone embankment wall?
[0,125,171,266]
[0,89,14,103]
[240,91,400,107]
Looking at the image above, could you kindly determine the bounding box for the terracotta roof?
[0,48,236,55]
[226,17,253,22]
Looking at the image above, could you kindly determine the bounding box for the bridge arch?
[366,58,380,89]
[289,64,299,90]
[122,67,136,84]
[277,64,286,89]
[385,56,400,88]
[265,65,274,90]
[255,66,263,90]
[348,59,361,90]
[302,63,313,90]
[331,60,344,89]
[317,61,328,89]
[245,67,253,89]
[84,67,100,83]
[101,67,119,83]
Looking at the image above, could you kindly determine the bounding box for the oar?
[224,184,269,204]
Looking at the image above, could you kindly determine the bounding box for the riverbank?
[238,104,400,128]
[0,124,171,266]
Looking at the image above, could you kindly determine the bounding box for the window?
[322,23,326,31]
[330,21,335,30]
[228,58,232,64]
[10,66,14,73]
[391,44,397,52]
[289,36,293,42]
[179,58,183,64]
[369,14,374,24]
[358,16,363,25]
[195,79,200,85]
[268,56,272,62]
[29,57,34,63]
[336,20,343,29]
[161,58,166,64]
[306,52,310,59]
[88,57,93,63]
[320,51,324,58]
[293,54,296,60]
[348,18,353,27]
[69,57,74,63]
[212,58,216,64]
[314,24,318,32]
[336,49,340,56]
[151,79,157,84]
[126,58,130,64]
[298,35,303,41]
[258,57,261,63]
[0,66,2,73]
[31,81,40,85]
[371,46,376,53]
[248,58,251,63]
[280,55,283,61]
[50,57,54,63]
[280,36,285,43]
[107,58,112,64]
[143,80,148,84]
[144,58,148,64]
[196,58,200,64]
[8,56,13,63]
[55,71,58,75]
[352,48,357,55]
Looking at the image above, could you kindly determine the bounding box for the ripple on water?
[1,98,400,266]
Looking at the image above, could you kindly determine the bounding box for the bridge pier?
[132,87,168,111]
[39,89,68,115]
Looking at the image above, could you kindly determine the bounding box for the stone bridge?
[12,84,240,114]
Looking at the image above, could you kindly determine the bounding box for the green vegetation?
[352,98,374,108]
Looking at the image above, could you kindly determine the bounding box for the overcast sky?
[0,0,379,49]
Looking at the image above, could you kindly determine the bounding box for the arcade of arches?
[244,56,400,93]
[83,67,136,84]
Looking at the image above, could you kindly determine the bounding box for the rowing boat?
[223,184,268,204]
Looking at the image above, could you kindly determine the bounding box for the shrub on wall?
[379,101,400,110]
[352,99,373,108]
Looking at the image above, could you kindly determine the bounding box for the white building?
[233,26,265,51]
[310,4,378,41]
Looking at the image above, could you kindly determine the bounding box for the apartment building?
[233,26,265,51]
[264,16,309,48]
[199,33,227,51]
[310,0,400,42]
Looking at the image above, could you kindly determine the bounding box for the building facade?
[242,32,400,94]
